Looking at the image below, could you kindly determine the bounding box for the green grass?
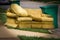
[0,13,7,23]
[16,28,50,33]
[18,36,60,40]
[0,8,6,13]
[6,26,50,34]
[0,8,7,24]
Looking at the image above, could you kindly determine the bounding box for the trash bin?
[40,4,58,29]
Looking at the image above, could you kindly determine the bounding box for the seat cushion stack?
[5,4,54,29]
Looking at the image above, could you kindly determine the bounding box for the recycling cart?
[40,4,58,29]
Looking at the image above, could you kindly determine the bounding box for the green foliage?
[0,8,6,13]
[0,13,7,24]
[18,36,60,40]
[0,8,7,24]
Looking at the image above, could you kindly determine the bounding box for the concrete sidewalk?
[0,26,60,38]
[0,26,20,40]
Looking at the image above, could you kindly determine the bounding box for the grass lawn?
[18,36,60,40]
[6,26,50,34]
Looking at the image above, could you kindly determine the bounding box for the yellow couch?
[5,4,54,29]
[5,8,54,29]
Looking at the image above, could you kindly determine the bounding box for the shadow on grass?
[18,36,60,40]
[6,26,50,34]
